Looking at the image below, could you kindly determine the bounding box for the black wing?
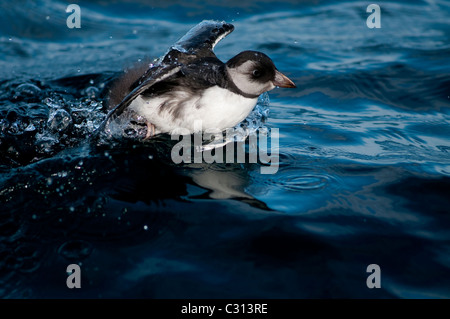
[164,20,234,64]
[137,20,234,91]
[96,20,234,135]
[95,63,182,134]
[131,20,234,94]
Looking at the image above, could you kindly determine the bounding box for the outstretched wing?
[95,63,182,134]
[96,20,234,135]
[165,20,234,64]
[139,20,234,91]
[128,20,234,97]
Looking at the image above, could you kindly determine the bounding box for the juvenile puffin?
[102,20,296,138]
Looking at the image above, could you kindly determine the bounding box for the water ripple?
[269,173,330,192]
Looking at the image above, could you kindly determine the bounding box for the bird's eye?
[252,69,261,77]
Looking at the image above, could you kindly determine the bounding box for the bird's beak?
[273,70,296,88]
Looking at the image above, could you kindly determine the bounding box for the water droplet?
[57,171,68,178]
[14,83,42,98]
[143,225,148,230]
[35,133,58,153]
[24,123,36,131]
[45,16,50,20]
[132,29,137,34]
[47,109,72,132]
[44,97,62,109]
[69,206,75,212]
[85,86,99,98]
[7,121,22,135]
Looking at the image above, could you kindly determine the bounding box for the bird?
[101,20,296,139]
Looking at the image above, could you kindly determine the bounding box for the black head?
[226,50,295,97]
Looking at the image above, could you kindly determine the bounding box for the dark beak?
[273,70,296,88]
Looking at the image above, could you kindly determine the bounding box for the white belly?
[129,86,258,134]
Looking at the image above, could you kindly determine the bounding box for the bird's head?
[226,50,296,98]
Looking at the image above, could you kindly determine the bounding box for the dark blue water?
[1,0,449,298]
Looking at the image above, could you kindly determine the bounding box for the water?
[1,0,450,298]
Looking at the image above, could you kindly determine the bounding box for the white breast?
[129,86,258,134]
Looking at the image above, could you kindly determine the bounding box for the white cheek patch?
[227,62,273,96]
